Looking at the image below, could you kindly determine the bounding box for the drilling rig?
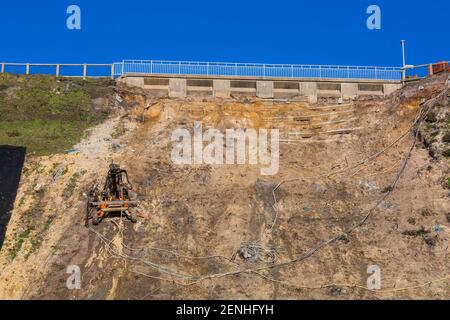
[86,163,139,226]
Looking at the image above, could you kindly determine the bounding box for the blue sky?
[0,0,448,67]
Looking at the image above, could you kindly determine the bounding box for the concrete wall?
[213,80,230,98]
[256,81,273,98]
[300,82,318,103]
[169,78,187,98]
[341,83,358,100]
[120,75,403,102]
[123,76,145,88]
[384,83,402,95]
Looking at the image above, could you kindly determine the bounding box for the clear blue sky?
[0,0,448,67]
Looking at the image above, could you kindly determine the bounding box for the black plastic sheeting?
[0,146,26,249]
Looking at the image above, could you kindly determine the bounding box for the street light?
[400,40,406,68]
[400,40,407,82]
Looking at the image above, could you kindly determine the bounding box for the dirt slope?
[0,74,449,300]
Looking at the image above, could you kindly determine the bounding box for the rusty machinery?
[86,163,139,226]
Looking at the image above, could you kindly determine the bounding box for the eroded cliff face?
[0,74,449,300]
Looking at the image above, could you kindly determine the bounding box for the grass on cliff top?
[0,74,115,155]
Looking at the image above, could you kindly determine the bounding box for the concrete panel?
[384,83,402,95]
[358,83,384,92]
[124,76,144,88]
[357,83,384,96]
[256,81,274,98]
[187,79,213,87]
[213,80,231,98]
[273,81,299,90]
[273,81,300,99]
[187,88,213,97]
[120,75,403,101]
[230,80,257,96]
[169,78,187,98]
[341,83,358,99]
[300,82,317,103]
[317,83,341,91]
[144,89,169,97]
[308,96,318,104]
[144,78,170,86]
[231,80,257,88]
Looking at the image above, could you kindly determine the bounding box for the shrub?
[442,132,450,144]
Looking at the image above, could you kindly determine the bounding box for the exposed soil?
[0,74,449,300]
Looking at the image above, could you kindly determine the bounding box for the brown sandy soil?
[0,74,449,300]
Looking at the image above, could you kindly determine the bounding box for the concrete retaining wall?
[213,79,231,98]
[169,79,187,98]
[120,75,402,101]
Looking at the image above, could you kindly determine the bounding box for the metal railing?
[403,61,450,80]
[0,62,115,79]
[0,60,417,81]
[115,60,404,81]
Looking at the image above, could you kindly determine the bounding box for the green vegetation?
[7,200,56,260]
[9,227,32,260]
[63,170,86,199]
[9,225,46,260]
[426,122,437,130]
[0,120,89,155]
[26,235,42,259]
[111,120,126,139]
[18,196,25,207]
[425,112,437,123]
[43,214,56,232]
[443,132,450,144]
[0,74,114,155]
[443,149,450,157]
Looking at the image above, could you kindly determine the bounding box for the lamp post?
[400,40,406,81]
[400,40,406,67]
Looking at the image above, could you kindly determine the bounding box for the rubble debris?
[433,224,443,234]
[65,149,80,155]
[235,241,277,264]
[401,227,430,237]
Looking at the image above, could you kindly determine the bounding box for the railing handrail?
[117,59,404,81]
[121,59,403,70]
[0,62,116,79]
[0,62,112,67]
[2,60,447,81]
[403,61,450,69]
